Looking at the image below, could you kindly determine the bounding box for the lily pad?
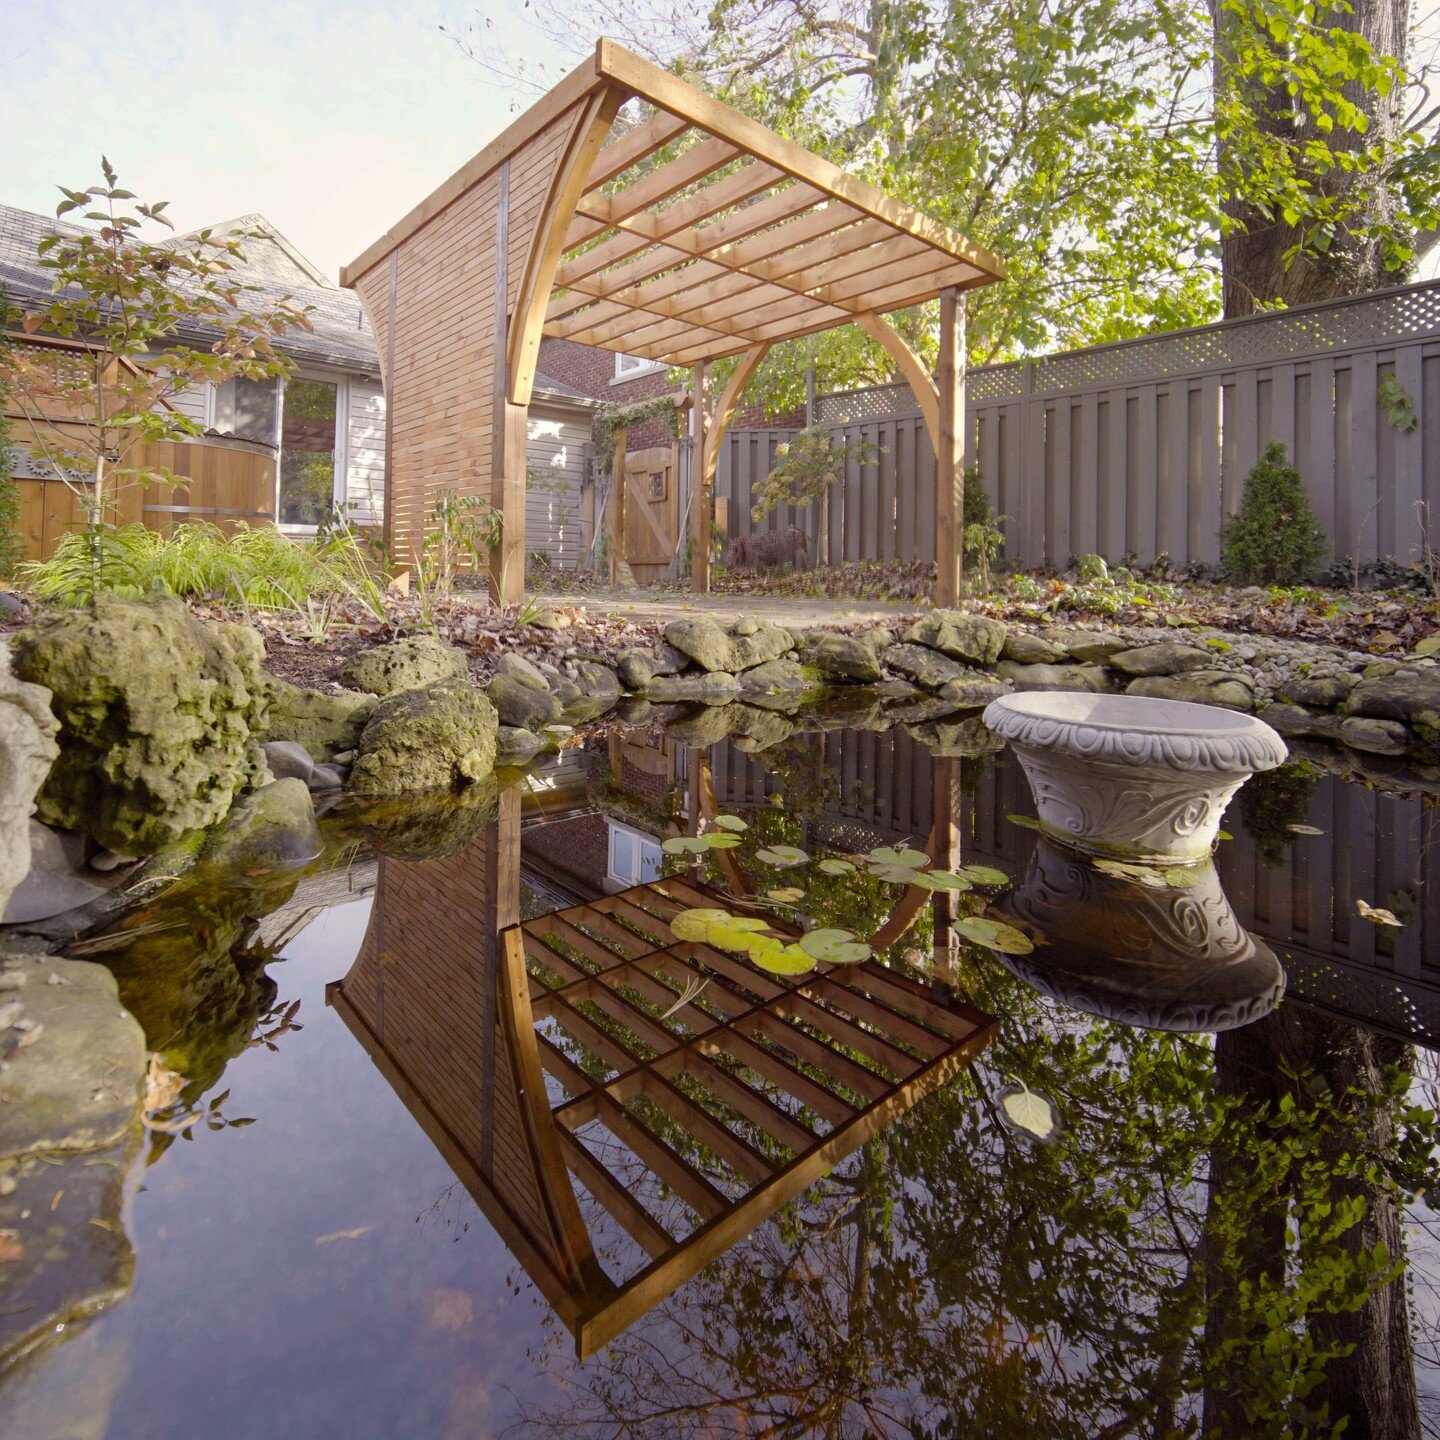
[661,836,707,856]
[817,858,856,877]
[1006,814,1043,831]
[868,846,930,869]
[910,870,973,893]
[1163,868,1201,889]
[956,865,1009,887]
[871,865,931,884]
[756,845,809,868]
[713,814,748,832]
[705,833,741,849]
[766,887,806,903]
[669,908,772,951]
[747,937,817,976]
[1093,859,1170,889]
[798,928,871,965]
[957,916,1035,954]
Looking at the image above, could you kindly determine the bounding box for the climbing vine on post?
[595,394,687,475]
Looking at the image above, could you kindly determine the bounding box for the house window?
[607,822,663,886]
[212,376,280,445]
[614,352,664,382]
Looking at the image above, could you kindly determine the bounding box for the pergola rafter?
[342,38,1006,603]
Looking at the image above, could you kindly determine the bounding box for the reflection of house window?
[607,821,662,886]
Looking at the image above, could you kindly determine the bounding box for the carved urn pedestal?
[982,692,1287,865]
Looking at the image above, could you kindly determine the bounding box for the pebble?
[88,850,126,873]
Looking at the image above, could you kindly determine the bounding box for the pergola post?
[689,361,710,593]
[936,286,966,608]
[609,423,628,586]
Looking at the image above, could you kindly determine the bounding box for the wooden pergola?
[341,39,1006,604]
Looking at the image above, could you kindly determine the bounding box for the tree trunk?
[1213,0,1409,318]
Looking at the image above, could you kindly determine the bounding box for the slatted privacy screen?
[720,278,1440,570]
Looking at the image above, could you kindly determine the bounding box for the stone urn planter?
[993,838,1285,1032]
[982,692,1286,864]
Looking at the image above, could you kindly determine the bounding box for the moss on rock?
[349,681,498,795]
[339,635,469,697]
[262,679,374,760]
[12,596,268,855]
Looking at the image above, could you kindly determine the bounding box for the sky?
[1,0,550,282]
[4,0,1436,289]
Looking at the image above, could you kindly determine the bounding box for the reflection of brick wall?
[619,756,672,809]
[523,813,609,892]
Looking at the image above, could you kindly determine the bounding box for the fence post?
[1017,360,1037,567]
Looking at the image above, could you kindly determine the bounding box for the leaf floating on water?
[911,870,973,893]
[704,833,741,849]
[956,865,1009,887]
[1287,824,1324,836]
[1356,899,1404,928]
[1217,830,1233,841]
[661,836,706,856]
[659,975,710,1021]
[1093,859,1169,889]
[817,858,856,877]
[1006,814,1043,831]
[956,916,1035,954]
[871,864,930,884]
[868,846,930,869]
[712,814,748,832]
[1000,1082,1057,1141]
[756,845,808,868]
[747,937,817,976]
[798,928,871,965]
[669,908,770,951]
[1163,868,1201,889]
[765,887,806,903]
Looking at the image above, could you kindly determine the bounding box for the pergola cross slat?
[342,38,1006,602]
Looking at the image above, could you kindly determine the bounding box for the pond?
[2,720,1439,1439]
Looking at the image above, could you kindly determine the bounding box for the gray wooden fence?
[717,277,1440,570]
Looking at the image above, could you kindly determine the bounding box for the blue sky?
[1,0,547,281]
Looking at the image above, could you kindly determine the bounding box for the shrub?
[1219,441,1327,585]
[19,521,383,611]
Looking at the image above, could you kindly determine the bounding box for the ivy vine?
[596,394,687,474]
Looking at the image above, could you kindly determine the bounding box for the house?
[0,202,601,563]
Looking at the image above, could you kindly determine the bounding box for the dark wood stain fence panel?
[720,279,1440,571]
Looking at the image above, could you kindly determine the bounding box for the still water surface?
[3,723,1439,1439]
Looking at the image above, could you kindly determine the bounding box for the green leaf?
[756,845,808,868]
[765,886,805,903]
[799,928,871,965]
[1006,814,1043,831]
[746,937,817,975]
[956,865,1009,887]
[712,814,748,832]
[669,908,771,951]
[957,916,1035,954]
[910,870,973,892]
[1164,867,1201,888]
[704,833,741,849]
[817,858,856,876]
[661,836,706,856]
[868,846,930,869]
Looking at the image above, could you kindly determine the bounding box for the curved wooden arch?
[692,341,772,593]
[855,312,941,457]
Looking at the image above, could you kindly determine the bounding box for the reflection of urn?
[993,839,1285,1032]
[982,693,1287,864]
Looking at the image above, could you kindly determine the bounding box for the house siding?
[525,403,589,565]
[345,379,386,524]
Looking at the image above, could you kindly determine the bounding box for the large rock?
[0,954,145,1159]
[0,652,60,917]
[995,660,1112,693]
[572,660,621,709]
[349,682,498,795]
[908,715,1007,758]
[615,644,687,691]
[486,673,562,731]
[1041,628,1130,664]
[494,652,551,692]
[263,679,374,760]
[1125,671,1255,710]
[1279,673,1358,709]
[664,617,793,674]
[644,671,742,704]
[2,820,108,924]
[800,632,882,684]
[738,659,819,697]
[1109,643,1215,678]
[200,778,323,873]
[12,595,267,855]
[339,635,469,697]
[1339,716,1414,757]
[1257,703,1345,743]
[937,673,1010,709]
[496,726,547,765]
[1346,672,1440,742]
[902,611,1007,666]
[881,643,972,690]
[1001,631,1066,665]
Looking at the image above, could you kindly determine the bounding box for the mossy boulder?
[339,635,469,697]
[263,679,374,760]
[1125,671,1255,711]
[800,632,882,684]
[0,654,60,917]
[664,617,794,674]
[349,681,498,795]
[902,611,1007,666]
[200,779,323,873]
[12,595,268,855]
[486,673,562,731]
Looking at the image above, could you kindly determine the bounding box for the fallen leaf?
[1356,899,1403,928]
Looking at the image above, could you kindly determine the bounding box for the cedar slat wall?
[351,108,580,569]
[8,426,275,562]
[719,280,1440,571]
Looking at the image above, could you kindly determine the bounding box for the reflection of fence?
[710,727,1440,1047]
[9,430,276,562]
[718,278,1440,570]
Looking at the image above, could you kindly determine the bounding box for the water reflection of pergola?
[330,788,996,1359]
[341,39,1006,603]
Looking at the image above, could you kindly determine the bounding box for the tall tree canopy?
[450,0,1439,405]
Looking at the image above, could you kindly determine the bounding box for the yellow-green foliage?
[20,521,382,610]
